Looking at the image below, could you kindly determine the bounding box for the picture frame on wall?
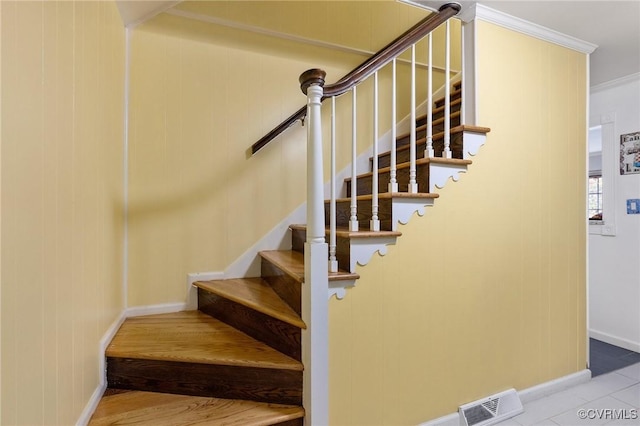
[620,131,640,175]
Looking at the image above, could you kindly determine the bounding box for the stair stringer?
[429,163,469,192]
[348,235,399,273]
[462,129,488,159]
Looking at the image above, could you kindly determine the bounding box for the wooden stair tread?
[106,311,302,371]
[89,390,304,426]
[195,278,306,330]
[383,125,491,158]
[354,157,472,181]
[289,224,401,239]
[332,192,439,203]
[260,250,359,283]
[420,97,461,120]
[397,110,462,141]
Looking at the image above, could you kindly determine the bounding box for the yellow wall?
[328,21,587,425]
[127,2,458,306]
[1,2,125,424]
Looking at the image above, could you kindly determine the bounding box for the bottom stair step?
[89,390,304,426]
[106,311,302,404]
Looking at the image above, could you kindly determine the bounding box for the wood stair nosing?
[105,312,302,371]
[346,157,473,197]
[326,194,438,233]
[260,250,359,284]
[105,311,303,405]
[289,224,401,274]
[377,125,490,166]
[194,278,306,330]
[88,390,304,426]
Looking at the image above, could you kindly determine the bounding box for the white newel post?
[299,69,329,426]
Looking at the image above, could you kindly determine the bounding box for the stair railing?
[299,5,461,423]
[299,2,461,273]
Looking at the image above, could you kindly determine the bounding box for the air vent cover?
[459,389,523,426]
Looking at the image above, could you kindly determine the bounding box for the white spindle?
[426,33,434,158]
[329,96,338,273]
[350,86,359,232]
[409,44,418,193]
[443,20,452,159]
[371,72,380,231]
[388,59,398,193]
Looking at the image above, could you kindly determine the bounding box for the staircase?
[88,79,489,425]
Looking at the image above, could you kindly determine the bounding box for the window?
[589,175,603,221]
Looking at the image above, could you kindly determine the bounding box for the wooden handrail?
[251,2,461,155]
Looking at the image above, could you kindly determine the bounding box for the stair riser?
[415,101,462,128]
[107,358,302,405]
[198,289,302,361]
[346,162,430,197]
[274,419,304,426]
[261,259,302,316]
[325,198,395,231]
[396,115,461,150]
[377,132,464,169]
[435,89,462,108]
[291,228,352,273]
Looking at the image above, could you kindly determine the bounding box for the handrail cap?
[300,69,326,95]
[439,2,462,13]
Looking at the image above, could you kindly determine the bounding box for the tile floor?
[590,339,640,377]
[501,362,640,425]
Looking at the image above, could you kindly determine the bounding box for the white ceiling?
[116,0,640,87]
[478,1,640,86]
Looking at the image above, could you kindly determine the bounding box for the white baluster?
[389,59,398,193]
[371,72,380,231]
[350,86,359,232]
[443,20,452,159]
[426,33,434,158]
[409,44,418,193]
[329,96,338,272]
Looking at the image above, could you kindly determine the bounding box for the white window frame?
[589,114,617,236]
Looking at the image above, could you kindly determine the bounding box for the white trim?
[474,4,597,54]
[123,27,130,310]
[186,272,224,310]
[118,1,182,29]
[591,72,640,93]
[585,54,591,368]
[224,204,305,279]
[75,310,127,426]
[418,369,592,426]
[518,370,591,404]
[125,302,190,317]
[590,329,640,353]
[164,8,457,74]
[76,383,106,426]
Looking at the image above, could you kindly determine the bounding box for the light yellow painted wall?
[328,21,587,425]
[1,2,125,424]
[127,3,459,306]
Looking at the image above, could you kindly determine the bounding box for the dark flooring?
[589,338,640,377]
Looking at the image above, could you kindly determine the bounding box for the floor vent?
[458,389,523,426]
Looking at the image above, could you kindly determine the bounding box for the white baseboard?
[418,369,591,426]
[76,310,127,426]
[187,272,224,309]
[590,328,640,353]
[125,302,190,317]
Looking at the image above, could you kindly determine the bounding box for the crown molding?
[469,4,597,54]
[591,72,640,93]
